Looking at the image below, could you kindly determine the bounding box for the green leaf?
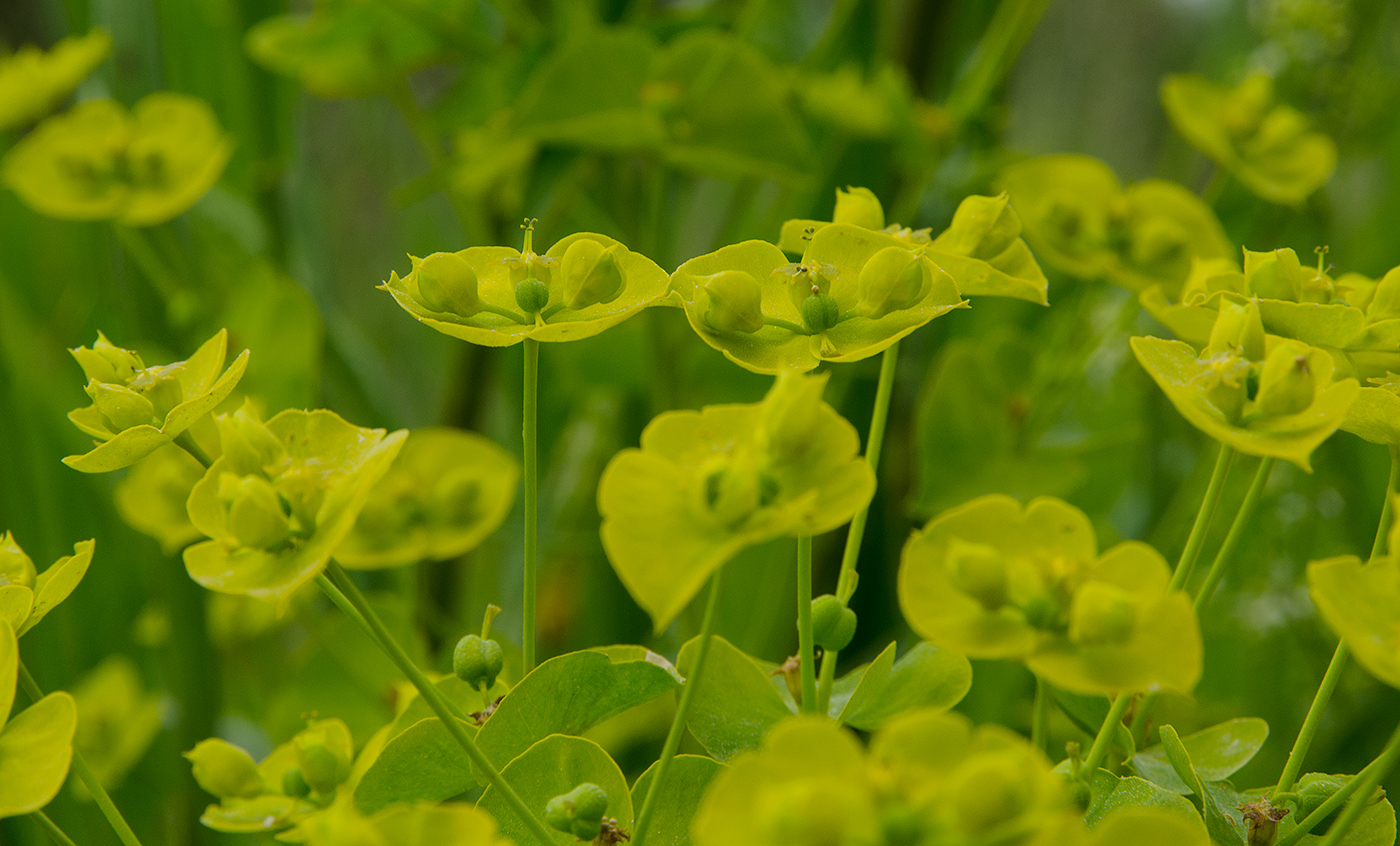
[353,715,480,814]
[629,754,724,846]
[1133,718,1269,795]
[18,539,94,637]
[676,635,793,761]
[477,735,632,845]
[1051,688,1136,762]
[835,641,972,729]
[474,648,679,774]
[1342,387,1400,445]
[1084,769,1205,832]
[198,795,319,833]
[1308,555,1400,690]
[1290,797,1397,845]
[1087,807,1211,845]
[0,623,76,818]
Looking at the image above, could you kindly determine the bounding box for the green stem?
[320,562,555,845]
[1083,692,1134,774]
[1316,720,1400,846]
[1276,748,1391,846]
[111,225,182,301]
[630,565,728,846]
[1193,457,1275,611]
[1031,676,1050,754]
[31,812,78,846]
[481,303,533,325]
[1272,446,1400,798]
[762,317,809,334]
[17,663,145,846]
[174,430,214,469]
[522,336,539,674]
[796,535,817,714]
[815,341,899,712]
[1169,443,1235,592]
[942,0,1054,126]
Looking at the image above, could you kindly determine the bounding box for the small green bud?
[800,293,840,332]
[217,406,285,474]
[413,252,480,315]
[694,455,762,530]
[219,474,294,551]
[560,239,626,310]
[758,372,827,465]
[939,193,1020,259]
[70,332,144,384]
[699,270,764,334]
[808,594,857,652]
[1254,346,1315,418]
[453,634,505,690]
[1370,267,1400,322]
[1203,353,1250,423]
[832,186,885,231]
[545,783,609,839]
[1240,798,1289,846]
[779,262,836,315]
[87,381,157,432]
[1068,582,1137,647]
[515,277,551,315]
[1206,301,1267,362]
[295,723,353,795]
[0,532,36,589]
[282,766,311,798]
[945,538,1009,611]
[858,246,930,319]
[949,755,1031,835]
[184,738,265,799]
[138,373,185,421]
[1244,248,1305,301]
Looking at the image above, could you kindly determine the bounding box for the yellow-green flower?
[0,621,78,819]
[1161,73,1336,206]
[1307,520,1400,691]
[381,230,669,347]
[69,656,163,798]
[999,154,1233,295]
[336,427,519,569]
[183,406,407,609]
[0,534,95,638]
[898,495,1202,696]
[599,372,875,630]
[0,29,110,131]
[64,329,248,473]
[2,92,232,225]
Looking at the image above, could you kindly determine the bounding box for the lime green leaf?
[1084,769,1205,831]
[1308,555,1400,689]
[1089,807,1210,845]
[1133,718,1269,795]
[71,656,163,795]
[835,641,972,729]
[1342,387,1400,445]
[369,801,513,846]
[629,755,724,846]
[0,690,77,818]
[676,635,793,761]
[352,715,480,814]
[474,648,679,775]
[0,29,110,131]
[198,795,319,833]
[1288,797,1396,846]
[0,588,31,632]
[927,193,1049,304]
[477,735,632,845]
[18,538,95,637]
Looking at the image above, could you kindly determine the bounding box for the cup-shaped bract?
[0,535,95,638]
[0,29,110,131]
[1131,332,1358,471]
[0,621,79,819]
[1161,73,1337,206]
[999,154,1233,296]
[599,372,875,631]
[1308,538,1400,691]
[668,228,964,373]
[70,656,163,797]
[114,443,208,554]
[183,406,407,609]
[336,427,519,569]
[898,495,1202,696]
[64,329,249,473]
[2,92,233,226]
[382,232,669,347]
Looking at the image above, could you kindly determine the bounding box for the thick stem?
[796,535,817,714]
[1193,456,1275,611]
[1031,676,1050,754]
[630,565,728,846]
[815,342,899,712]
[31,812,78,846]
[1083,692,1133,774]
[320,563,555,845]
[1315,720,1400,846]
[1169,443,1235,592]
[17,663,145,846]
[522,337,539,674]
[174,431,214,469]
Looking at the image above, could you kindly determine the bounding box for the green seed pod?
[942,193,1020,260]
[693,455,762,530]
[560,239,626,310]
[453,634,504,690]
[944,538,1009,611]
[184,738,265,799]
[858,246,930,319]
[282,766,311,798]
[70,332,144,384]
[699,270,764,334]
[218,407,285,474]
[800,293,840,333]
[0,532,36,589]
[544,783,609,838]
[514,277,551,315]
[832,186,885,231]
[780,262,836,314]
[949,754,1031,836]
[1206,300,1267,362]
[1254,346,1315,418]
[295,724,353,795]
[1203,353,1250,424]
[87,381,157,432]
[808,594,857,652]
[413,252,481,316]
[220,474,294,551]
[1068,582,1137,647]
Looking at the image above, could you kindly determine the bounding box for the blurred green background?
[2,0,1400,843]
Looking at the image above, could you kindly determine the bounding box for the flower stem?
[1031,676,1050,754]
[319,562,555,845]
[815,341,899,712]
[1276,739,1394,846]
[1193,456,1275,611]
[17,662,145,846]
[111,224,182,302]
[1272,445,1400,798]
[1083,691,1134,775]
[1314,720,1400,846]
[174,431,214,469]
[796,534,817,714]
[630,564,728,846]
[31,812,78,846]
[522,336,539,674]
[1169,443,1235,592]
